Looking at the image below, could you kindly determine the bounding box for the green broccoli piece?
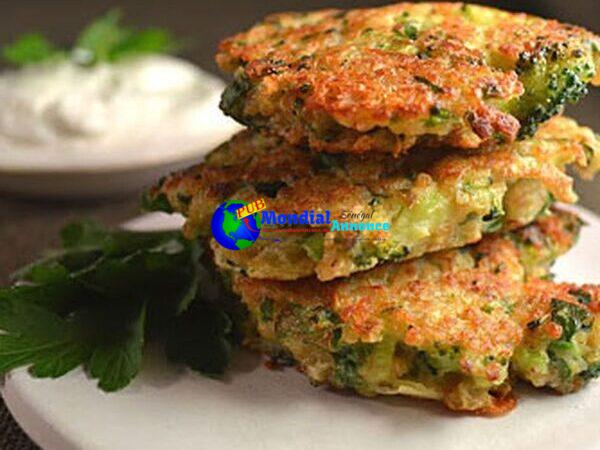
[509,44,597,138]
[333,343,373,389]
[513,298,600,393]
[544,300,595,391]
[220,71,253,124]
[550,299,592,341]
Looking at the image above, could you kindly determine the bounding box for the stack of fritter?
[147,3,600,415]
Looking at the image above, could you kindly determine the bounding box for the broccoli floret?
[580,362,600,381]
[220,71,253,124]
[333,344,374,389]
[352,252,378,268]
[546,300,594,391]
[510,44,596,138]
[302,233,325,262]
[425,106,453,127]
[415,346,462,377]
[550,299,593,341]
[514,299,598,393]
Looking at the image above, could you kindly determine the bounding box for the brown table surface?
[1,0,599,448]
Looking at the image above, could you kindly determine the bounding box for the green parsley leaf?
[109,28,177,61]
[0,221,201,392]
[166,305,234,377]
[86,304,146,392]
[73,9,177,65]
[60,219,108,249]
[141,192,175,214]
[3,10,178,67]
[2,33,63,66]
[0,285,147,390]
[0,288,90,377]
[165,252,244,377]
[74,9,129,64]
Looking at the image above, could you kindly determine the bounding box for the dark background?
[0,1,599,449]
[2,0,599,77]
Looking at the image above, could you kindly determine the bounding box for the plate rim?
[2,205,599,450]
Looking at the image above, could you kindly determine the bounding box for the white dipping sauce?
[0,55,216,151]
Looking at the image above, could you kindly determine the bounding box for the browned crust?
[152,116,595,236]
[216,3,600,154]
[232,212,598,413]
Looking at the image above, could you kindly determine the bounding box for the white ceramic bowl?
[0,72,241,200]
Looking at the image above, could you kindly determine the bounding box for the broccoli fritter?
[217,2,600,155]
[231,211,600,415]
[147,116,599,281]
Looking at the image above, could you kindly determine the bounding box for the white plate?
[0,73,242,199]
[2,206,600,450]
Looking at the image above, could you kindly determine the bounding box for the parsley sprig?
[0,221,239,392]
[2,9,178,67]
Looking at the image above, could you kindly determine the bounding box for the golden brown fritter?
[217,2,600,155]
[231,210,600,415]
[146,116,599,281]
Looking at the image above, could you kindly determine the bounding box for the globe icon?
[211,200,262,250]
